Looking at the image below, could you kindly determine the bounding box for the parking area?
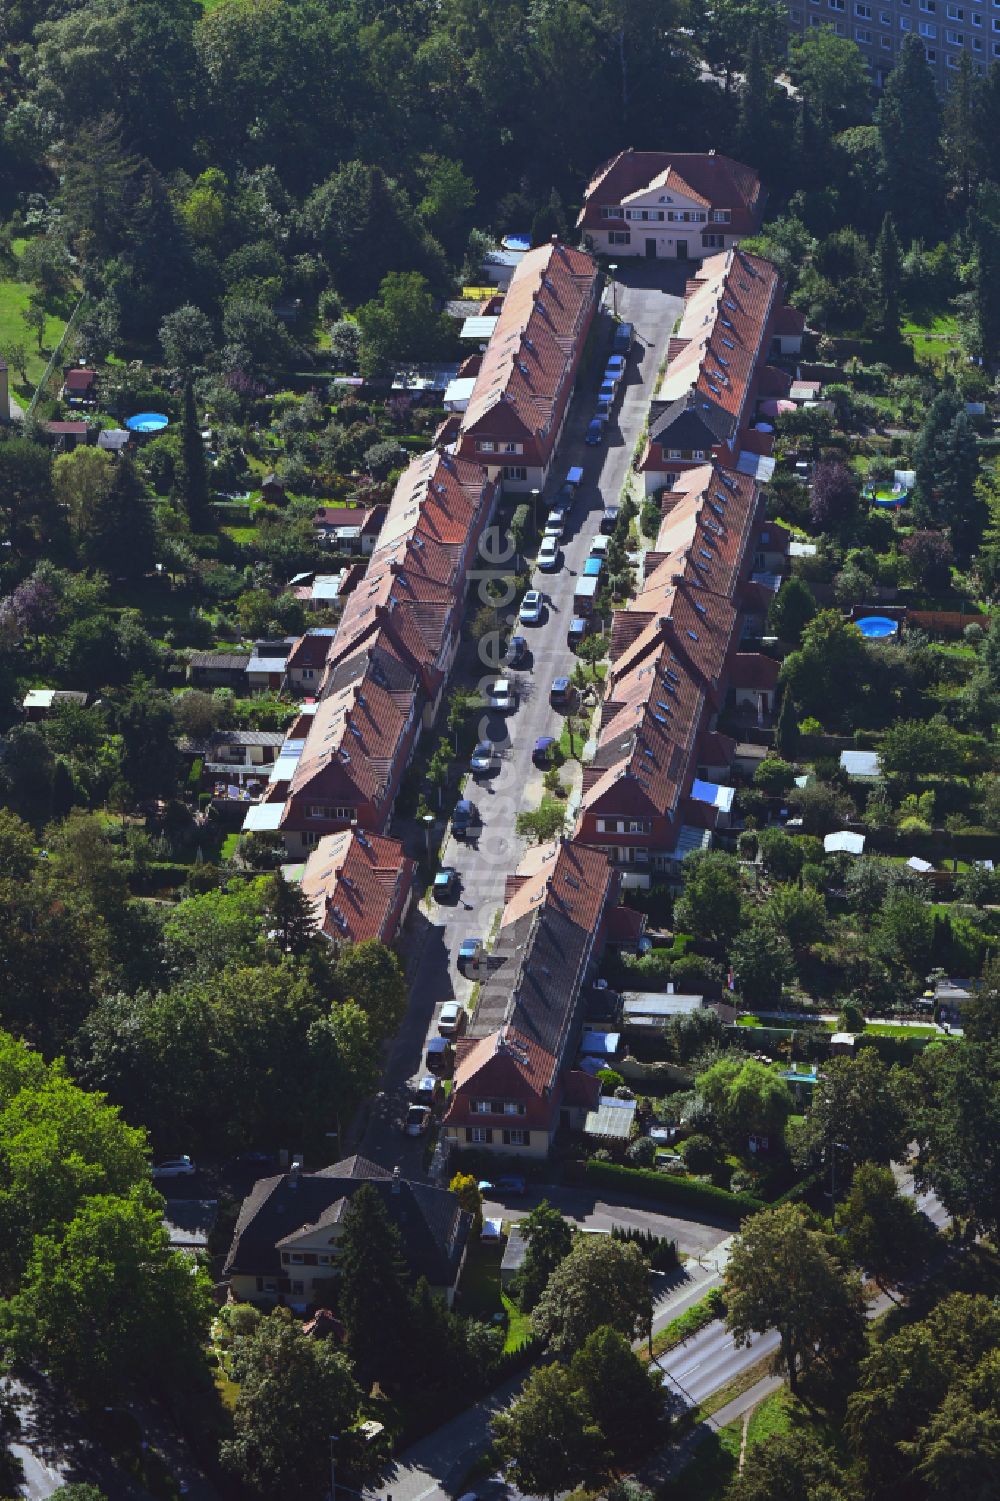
[359,265,685,1176]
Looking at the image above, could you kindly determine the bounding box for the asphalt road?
[360,264,685,1174]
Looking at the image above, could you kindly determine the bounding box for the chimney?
[289,1156,303,1188]
[391,1165,401,1195]
[551,233,559,245]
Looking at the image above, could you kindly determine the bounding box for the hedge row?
[584,1160,763,1219]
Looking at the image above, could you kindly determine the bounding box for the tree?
[775,691,801,759]
[757,828,804,882]
[0,340,29,383]
[162,879,268,979]
[779,610,869,728]
[159,304,215,370]
[221,1307,360,1497]
[449,1173,483,1235]
[337,1185,412,1389]
[731,923,795,1008]
[839,1162,932,1297]
[493,1364,603,1501]
[303,162,446,306]
[874,891,935,976]
[516,799,568,843]
[531,1236,652,1358]
[969,182,1000,363]
[79,455,155,580]
[768,576,816,646]
[331,939,406,1043]
[24,298,46,351]
[762,884,827,953]
[356,271,451,378]
[696,1056,794,1147]
[115,675,179,804]
[935,410,984,558]
[880,716,967,784]
[736,29,776,166]
[0,439,58,561]
[943,48,983,211]
[262,870,317,956]
[788,25,871,131]
[753,758,796,796]
[673,851,743,947]
[329,319,361,371]
[725,1203,866,1396]
[174,379,210,531]
[515,1200,574,1312]
[729,1428,853,1501]
[914,390,964,514]
[789,1049,909,1174]
[4,1188,212,1402]
[809,460,858,535]
[909,1040,1000,1240]
[877,35,944,242]
[568,1326,666,1464]
[901,529,954,592]
[873,212,902,344]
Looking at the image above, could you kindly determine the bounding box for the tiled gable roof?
[460,242,598,454]
[300,828,414,946]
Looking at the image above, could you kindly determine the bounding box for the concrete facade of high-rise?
[785,0,991,89]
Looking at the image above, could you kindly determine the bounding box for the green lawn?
[736,1013,763,1028]
[0,267,68,396]
[501,1292,533,1353]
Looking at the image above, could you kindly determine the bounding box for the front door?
[676,239,688,259]
[645,237,657,258]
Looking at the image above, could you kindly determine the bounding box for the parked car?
[612,321,634,356]
[583,555,603,578]
[488,677,516,711]
[505,634,528,667]
[458,937,482,972]
[543,514,565,541]
[584,417,606,446]
[600,505,620,534]
[494,1175,527,1196]
[433,867,459,902]
[538,536,561,571]
[404,1105,432,1137]
[550,676,572,707]
[595,391,613,420]
[563,466,584,493]
[567,615,589,648]
[549,483,575,512]
[532,735,557,767]
[470,739,500,775]
[152,1156,196,1179]
[438,1001,466,1037]
[519,589,544,623]
[605,354,626,379]
[415,1075,443,1106]
[452,798,480,834]
[602,362,621,389]
[589,534,610,558]
[425,1036,454,1074]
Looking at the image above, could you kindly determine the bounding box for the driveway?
[481,1184,731,1260]
[360,265,684,1174]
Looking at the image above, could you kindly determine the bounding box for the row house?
[456,239,600,494]
[573,463,778,886]
[638,249,801,496]
[243,450,498,856]
[442,840,618,1158]
[299,828,415,949]
[577,149,765,262]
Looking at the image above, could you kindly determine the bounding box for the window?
[301,831,319,848]
[926,43,937,53]
[856,4,871,16]
[307,804,355,820]
[835,19,847,31]
[972,10,982,21]
[467,1127,493,1144]
[500,441,522,454]
[300,667,314,679]
[945,26,964,39]
[503,465,527,482]
[317,1254,331,1265]
[702,232,725,248]
[946,2,963,15]
[608,230,631,245]
[477,440,495,453]
[900,13,912,24]
[505,1101,527,1115]
[503,1129,529,1147]
[710,209,732,223]
[880,8,891,18]
[668,448,682,459]
[919,19,937,32]
[288,1252,304,1264]
[973,33,984,45]
[881,31,893,43]
[992,35,1000,48]
[829,0,845,9]
[693,448,706,459]
[856,25,872,38]
[626,818,651,833]
[919,0,935,10]
[599,205,622,218]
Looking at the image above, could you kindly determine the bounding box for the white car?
[151,1156,196,1179]
[404,1105,432,1137]
[538,537,561,572]
[488,677,516,712]
[438,1001,466,1037]
[519,590,543,624]
[589,534,610,558]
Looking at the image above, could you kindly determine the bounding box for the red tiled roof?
[774,304,806,334]
[44,421,89,435]
[578,150,764,234]
[458,242,598,463]
[286,631,336,672]
[300,828,414,945]
[729,652,780,689]
[63,368,97,392]
[444,1029,561,1131]
[607,905,645,943]
[500,838,616,940]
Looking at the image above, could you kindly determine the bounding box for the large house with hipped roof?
[578,150,765,261]
[299,827,415,948]
[456,239,599,493]
[638,248,801,496]
[442,840,618,1157]
[223,1155,470,1309]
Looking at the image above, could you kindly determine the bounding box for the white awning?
[824,830,866,855]
[907,856,934,873]
[242,802,285,832]
[459,316,498,341]
[444,376,476,412]
[691,778,735,813]
[736,451,776,482]
[840,750,881,779]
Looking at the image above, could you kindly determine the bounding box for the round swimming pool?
[125,411,169,434]
[865,485,909,509]
[857,615,899,639]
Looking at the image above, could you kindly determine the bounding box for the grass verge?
[644,1288,726,1363]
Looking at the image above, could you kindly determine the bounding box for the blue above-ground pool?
[125,411,169,434]
[857,615,899,640]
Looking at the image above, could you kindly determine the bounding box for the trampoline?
[864,483,909,509]
[125,411,169,434]
[857,615,899,640]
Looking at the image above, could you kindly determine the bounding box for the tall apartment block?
[785,0,991,88]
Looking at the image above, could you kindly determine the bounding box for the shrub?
[627,1136,657,1170]
[584,1160,763,1217]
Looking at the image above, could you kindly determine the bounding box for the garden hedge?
[584,1160,764,1219]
